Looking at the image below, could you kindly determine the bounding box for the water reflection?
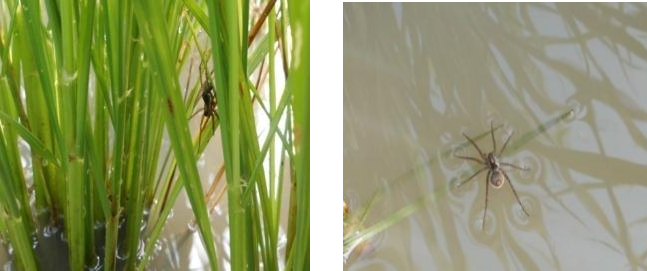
[344,3,647,270]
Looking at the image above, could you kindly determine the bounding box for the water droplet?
[31,235,38,249]
[93,222,105,230]
[153,239,163,255]
[118,216,126,229]
[565,99,587,122]
[43,224,59,238]
[85,255,101,271]
[140,220,148,232]
[137,239,145,259]
[187,222,197,232]
[116,245,129,260]
[167,209,174,219]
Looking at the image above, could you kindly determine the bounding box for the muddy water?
[344,3,647,270]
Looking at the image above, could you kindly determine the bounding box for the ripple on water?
[565,99,587,123]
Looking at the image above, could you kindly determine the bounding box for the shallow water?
[344,3,647,270]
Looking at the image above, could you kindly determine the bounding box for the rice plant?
[0,0,309,269]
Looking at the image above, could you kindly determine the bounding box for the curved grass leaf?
[0,111,58,166]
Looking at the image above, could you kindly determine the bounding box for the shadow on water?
[344,3,647,270]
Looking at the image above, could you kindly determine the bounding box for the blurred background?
[344,3,647,270]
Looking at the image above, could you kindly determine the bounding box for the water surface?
[344,3,647,270]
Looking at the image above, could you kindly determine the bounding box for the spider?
[455,122,530,230]
[188,67,219,131]
[200,79,218,121]
[196,78,218,146]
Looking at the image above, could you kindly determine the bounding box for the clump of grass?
[0,0,308,270]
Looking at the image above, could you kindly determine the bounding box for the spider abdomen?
[488,170,505,188]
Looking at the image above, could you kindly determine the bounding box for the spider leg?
[500,162,528,171]
[490,121,496,153]
[211,114,216,133]
[190,108,205,120]
[454,155,484,164]
[499,130,514,156]
[457,167,488,187]
[462,133,486,160]
[501,170,530,217]
[483,176,490,231]
[197,116,208,148]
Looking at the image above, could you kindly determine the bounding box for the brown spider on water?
[455,122,530,230]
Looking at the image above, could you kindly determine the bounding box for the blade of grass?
[123,70,149,270]
[15,0,62,217]
[241,82,291,201]
[3,215,38,270]
[61,0,95,266]
[102,10,130,263]
[0,82,36,271]
[0,126,32,228]
[65,159,86,270]
[133,1,218,270]
[205,0,249,269]
[0,111,58,165]
[22,0,68,171]
[286,0,309,268]
[0,81,33,229]
[181,0,209,33]
[268,3,278,232]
